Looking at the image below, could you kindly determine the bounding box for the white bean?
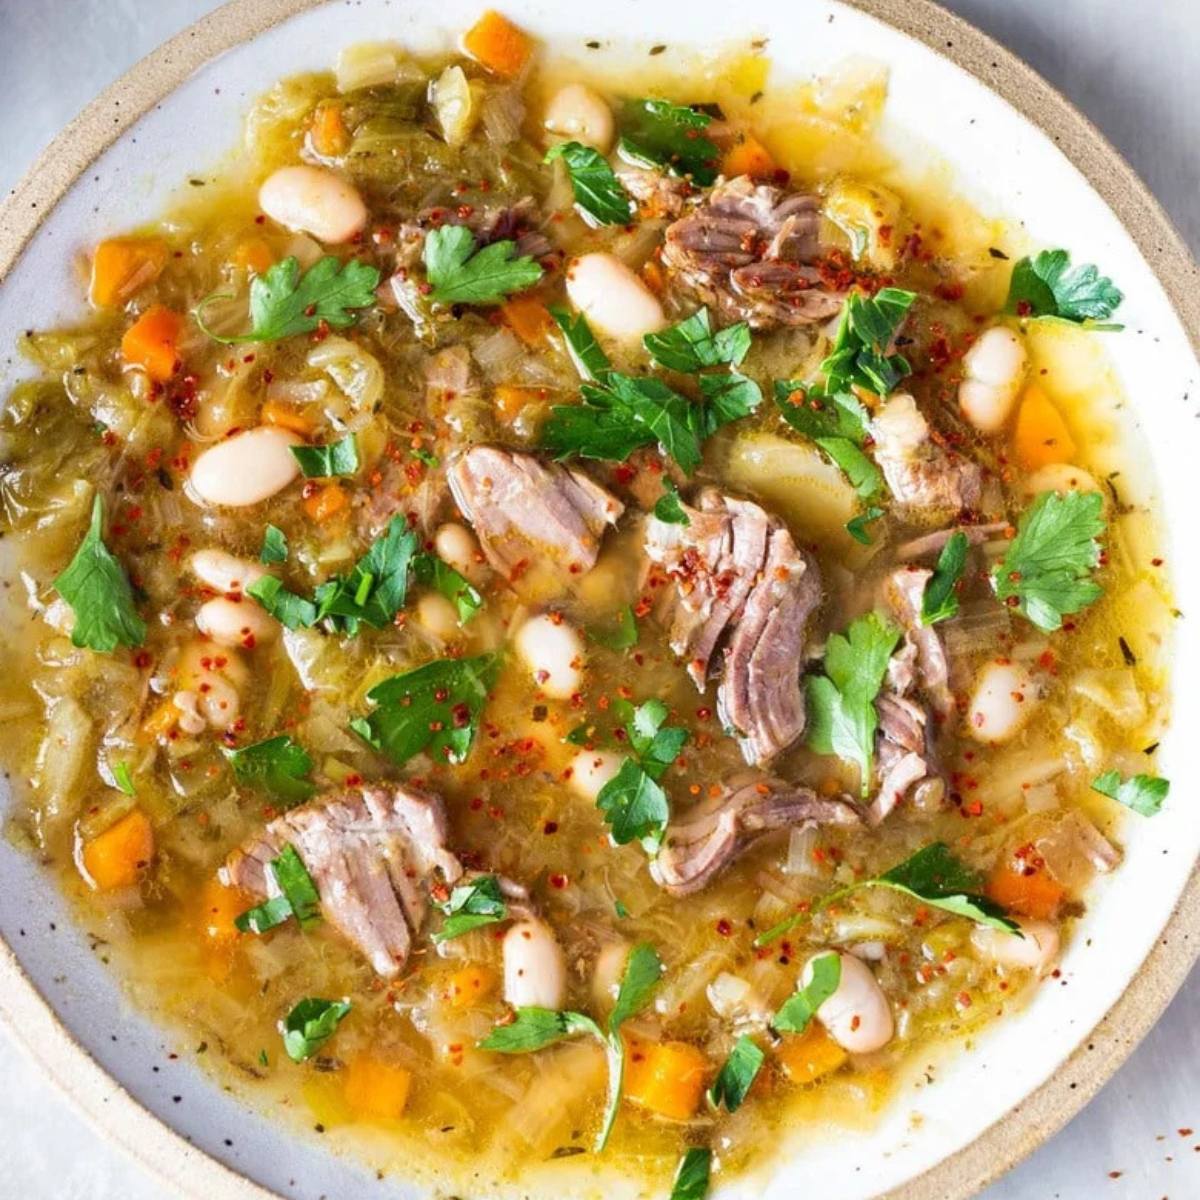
[188,427,302,508]
[416,592,460,641]
[258,165,367,245]
[1023,463,1105,502]
[591,940,630,1011]
[434,521,489,586]
[177,642,247,732]
[958,326,1027,433]
[967,659,1039,744]
[565,253,665,340]
[503,919,567,1009]
[190,548,266,595]
[195,597,277,648]
[567,748,624,802]
[971,918,1060,975]
[544,84,614,152]
[804,951,893,1054]
[514,613,585,699]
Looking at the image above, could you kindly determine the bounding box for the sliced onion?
[784,825,821,877]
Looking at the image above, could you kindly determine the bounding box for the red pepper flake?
[549,873,568,890]
[542,820,558,835]
[715,918,732,937]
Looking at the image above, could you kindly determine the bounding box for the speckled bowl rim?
[0,1,1197,1197]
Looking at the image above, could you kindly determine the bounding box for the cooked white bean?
[258,165,367,244]
[544,84,614,152]
[172,690,207,736]
[958,326,1027,433]
[177,642,248,731]
[416,592,461,641]
[503,919,567,1009]
[567,748,624,802]
[1023,462,1104,502]
[967,659,1039,743]
[804,951,894,1053]
[971,918,1060,975]
[195,597,277,648]
[188,426,302,508]
[434,521,489,586]
[190,548,266,595]
[514,613,585,699]
[591,940,630,1011]
[566,253,665,340]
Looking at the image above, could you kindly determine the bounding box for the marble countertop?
[1,1,1196,1197]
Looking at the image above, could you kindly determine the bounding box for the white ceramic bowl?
[1,3,1198,1198]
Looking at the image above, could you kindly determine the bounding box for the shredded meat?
[448,446,623,579]
[616,165,695,218]
[221,785,463,978]
[652,773,860,896]
[661,175,846,328]
[646,488,822,765]
[893,521,1011,562]
[883,566,954,720]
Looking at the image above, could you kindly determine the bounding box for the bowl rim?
[0,1,1197,1198]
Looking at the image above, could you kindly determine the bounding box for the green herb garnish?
[235,845,322,934]
[846,505,885,545]
[423,224,543,306]
[820,287,916,397]
[707,1035,764,1113]
[653,480,691,526]
[314,516,420,634]
[1006,249,1123,327]
[412,553,484,623]
[432,874,509,942]
[281,996,350,1062]
[549,306,611,382]
[246,575,318,630]
[223,735,316,806]
[774,382,883,499]
[618,99,719,185]
[1092,770,1169,816]
[545,141,634,226]
[644,308,751,372]
[111,761,136,796]
[669,1147,712,1200]
[921,530,969,624]
[259,524,289,565]
[290,435,359,479]
[587,605,639,651]
[773,951,841,1033]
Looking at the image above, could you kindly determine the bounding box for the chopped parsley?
[1006,249,1123,327]
[259,524,289,565]
[773,951,841,1033]
[669,1147,712,1200]
[806,611,901,796]
[313,516,420,634]
[653,480,691,526]
[774,382,883,499]
[618,99,719,185]
[644,308,751,372]
[1092,769,1169,816]
[281,996,350,1062]
[846,505,885,545]
[921,530,969,624]
[432,874,509,942]
[53,496,146,653]
[290,434,359,479]
[545,140,634,226]
[350,652,499,766]
[222,735,316,806]
[423,224,543,306]
[235,845,322,934]
[707,1035,764,1113]
[991,490,1106,632]
[196,255,380,344]
[549,306,611,382]
[412,552,484,623]
[111,761,136,796]
[246,575,318,630]
[820,287,916,397]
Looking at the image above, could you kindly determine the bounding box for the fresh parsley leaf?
[696,370,762,430]
[806,612,901,796]
[1006,249,1123,326]
[111,761,136,796]
[549,306,611,382]
[235,845,322,935]
[260,524,288,565]
[669,1148,712,1200]
[773,951,841,1034]
[820,288,916,397]
[922,531,969,624]
[412,552,484,623]
[1092,769,1169,816]
[627,698,688,780]
[281,997,350,1062]
[619,99,719,185]
[315,516,420,633]
[235,894,294,936]
[196,256,380,345]
[350,653,498,766]
[478,1006,602,1053]
[774,381,883,499]
[545,140,634,226]
[991,490,1106,632]
[609,942,664,1030]
[432,874,508,942]
[644,308,751,372]
[53,496,146,653]
[653,481,691,526]
[410,447,439,468]
[846,505,885,545]
[614,899,630,920]
[423,224,543,306]
[223,735,316,806]
[587,606,639,651]
[290,435,359,479]
[247,575,318,630]
[707,1035,764,1113]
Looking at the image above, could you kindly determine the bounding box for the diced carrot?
[721,134,778,180]
[343,1054,412,1120]
[234,238,274,275]
[304,482,348,523]
[445,964,496,1009]
[198,878,251,947]
[261,398,316,436]
[641,259,667,296]
[462,10,533,78]
[310,103,350,157]
[89,237,168,307]
[492,384,546,424]
[81,809,155,891]
[141,699,179,741]
[987,862,1066,921]
[623,1033,709,1120]
[500,294,554,346]
[1012,385,1076,470]
[121,304,184,382]
[776,1024,848,1085]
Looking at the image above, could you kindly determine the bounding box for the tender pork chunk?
[882,566,953,720]
[661,175,846,329]
[870,393,984,525]
[893,521,1011,562]
[221,785,462,978]
[652,773,860,896]
[615,165,695,218]
[448,446,624,579]
[645,488,822,765]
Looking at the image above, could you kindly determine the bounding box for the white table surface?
[1,2,1197,1197]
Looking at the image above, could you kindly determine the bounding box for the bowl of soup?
[1,2,1197,1198]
